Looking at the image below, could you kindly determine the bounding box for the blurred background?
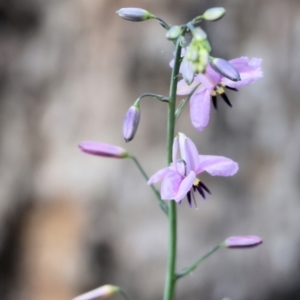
[0,0,299,299]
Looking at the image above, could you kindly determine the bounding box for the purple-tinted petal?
[178,133,200,172]
[161,171,183,200]
[225,236,263,249]
[177,79,201,95]
[174,170,196,202]
[189,88,212,131]
[147,167,171,185]
[172,136,179,164]
[196,155,238,176]
[202,65,222,87]
[73,285,118,300]
[79,142,128,158]
[222,57,263,88]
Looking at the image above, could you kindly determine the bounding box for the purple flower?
[176,56,263,131]
[224,236,263,249]
[147,133,238,207]
[73,285,119,300]
[79,142,128,158]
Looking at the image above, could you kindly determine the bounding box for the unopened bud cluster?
[184,27,211,76]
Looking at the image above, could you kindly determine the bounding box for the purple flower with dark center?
[147,133,238,207]
[176,56,263,131]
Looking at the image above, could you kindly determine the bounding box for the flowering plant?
[75,6,263,300]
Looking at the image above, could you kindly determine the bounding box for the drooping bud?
[122,104,141,142]
[73,285,119,300]
[79,142,128,158]
[116,8,154,22]
[210,57,241,81]
[202,7,226,21]
[181,60,194,85]
[166,25,184,40]
[223,236,263,249]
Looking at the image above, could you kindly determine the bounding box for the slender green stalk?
[163,38,182,300]
[136,93,169,104]
[119,288,132,300]
[176,244,222,279]
[130,155,168,215]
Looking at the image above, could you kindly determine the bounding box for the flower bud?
[116,8,154,22]
[192,27,207,41]
[210,57,241,81]
[122,104,140,142]
[166,25,183,40]
[181,60,194,85]
[224,236,263,249]
[79,142,128,158]
[73,284,119,300]
[202,7,226,21]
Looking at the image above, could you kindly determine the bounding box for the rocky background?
[0,0,299,299]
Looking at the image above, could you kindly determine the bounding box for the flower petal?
[160,171,183,200]
[147,167,171,185]
[222,57,263,88]
[178,133,200,172]
[177,79,201,95]
[196,155,238,176]
[189,88,212,131]
[172,136,178,165]
[174,170,196,202]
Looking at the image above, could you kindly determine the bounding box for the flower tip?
[224,236,263,249]
[73,284,119,300]
[202,7,226,21]
[79,141,128,158]
[116,7,153,22]
[210,57,241,82]
[122,104,141,142]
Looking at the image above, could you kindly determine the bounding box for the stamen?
[199,181,211,194]
[212,95,217,110]
[196,185,206,199]
[187,191,192,207]
[220,93,232,107]
[191,190,197,208]
[216,86,225,94]
[226,86,238,92]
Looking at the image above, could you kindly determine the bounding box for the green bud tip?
[116,8,154,22]
[166,25,183,40]
[202,7,226,21]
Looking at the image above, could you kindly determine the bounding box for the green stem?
[119,288,132,300]
[163,38,182,300]
[130,155,168,215]
[176,244,222,279]
[136,93,169,104]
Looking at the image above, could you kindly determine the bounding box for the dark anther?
[196,185,206,199]
[225,86,238,92]
[187,191,192,207]
[220,93,232,107]
[212,95,218,110]
[199,181,211,194]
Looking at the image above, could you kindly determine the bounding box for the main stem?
[163,38,182,300]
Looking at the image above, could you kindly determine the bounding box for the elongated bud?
[116,8,154,22]
[73,285,119,300]
[210,57,241,81]
[79,142,128,158]
[223,236,263,249]
[166,25,183,40]
[202,7,226,21]
[122,104,140,142]
[181,60,194,85]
